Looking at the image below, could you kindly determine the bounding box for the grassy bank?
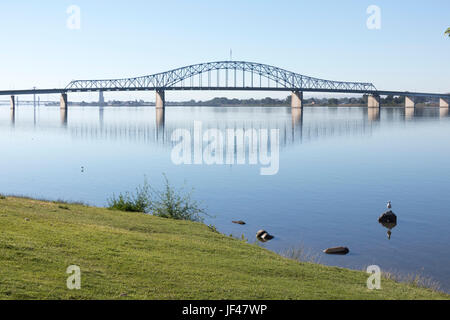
[0,196,448,300]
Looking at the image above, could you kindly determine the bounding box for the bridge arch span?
[65,61,377,93]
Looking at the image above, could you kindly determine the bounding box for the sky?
[0,0,449,102]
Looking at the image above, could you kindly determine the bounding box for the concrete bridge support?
[156,90,165,109]
[440,98,449,108]
[405,96,416,108]
[10,95,15,110]
[367,94,380,108]
[60,93,68,109]
[291,91,303,108]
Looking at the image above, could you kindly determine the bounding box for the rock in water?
[378,211,397,240]
[256,230,267,238]
[378,210,397,224]
[256,230,274,242]
[323,247,350,255]
[232,220,246,225]
[261,233,274,241]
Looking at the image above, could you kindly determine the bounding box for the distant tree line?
[46,95,441,107]
[168,95,439,106]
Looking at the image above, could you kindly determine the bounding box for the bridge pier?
[440,98,449,108]
[60,93,68,109]
[291,91,303,108]
[405,96,416,108]
[156,90,165,109]
[367,94,380,108]
[10,95,15,110]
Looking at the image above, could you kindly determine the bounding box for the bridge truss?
[65,61,377,93]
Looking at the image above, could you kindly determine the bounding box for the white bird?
[387,201,392,209]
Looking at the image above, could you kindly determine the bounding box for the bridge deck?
[0,87,448,99]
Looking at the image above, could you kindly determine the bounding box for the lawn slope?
[0,197,447,300]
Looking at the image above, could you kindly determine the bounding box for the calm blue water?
[1,104,450,292]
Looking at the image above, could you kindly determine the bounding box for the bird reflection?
[380,221,397,240]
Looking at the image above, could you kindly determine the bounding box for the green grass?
[0,196,448,300]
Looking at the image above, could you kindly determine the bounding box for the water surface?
[1,104,449,292]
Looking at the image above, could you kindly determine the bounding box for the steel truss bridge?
[1,61,449,105]
[64,61,378,94]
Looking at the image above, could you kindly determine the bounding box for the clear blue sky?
[0,0,449,101]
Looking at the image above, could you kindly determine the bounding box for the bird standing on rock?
[378,201,397,239]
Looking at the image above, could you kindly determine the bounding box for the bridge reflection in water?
[65,108,370,147]
[10,108,15,126]
[2,105,448,149]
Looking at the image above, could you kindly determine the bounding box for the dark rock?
[256,230,267,238]
[378,210,397,224]
[380,221,397,230]
[256,229,274,242]
[261,233,274,241]
[379,211,397,240]
[323,247,349,255]
[232,220,246,225]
